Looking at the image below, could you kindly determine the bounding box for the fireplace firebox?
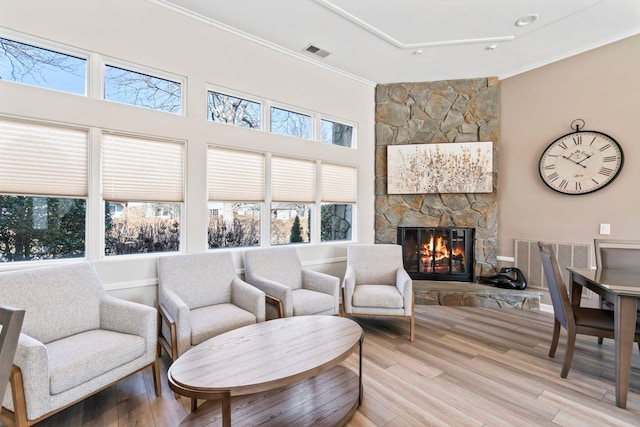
[398,227,474,282]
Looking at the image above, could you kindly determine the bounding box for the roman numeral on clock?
[547,172,559,182]
[599,167,614,176]
[603,156,617,162]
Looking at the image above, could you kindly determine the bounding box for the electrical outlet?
[599,223,611,235]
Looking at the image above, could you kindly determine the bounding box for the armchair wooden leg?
[10,366,28,427]
[410,314,415,343]
[152,355,162,397]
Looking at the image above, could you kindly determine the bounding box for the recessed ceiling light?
[515,13,538,27]
[413,49,423,55]
[485,44,497,50]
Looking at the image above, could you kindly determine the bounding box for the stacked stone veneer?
[375,77,499,278]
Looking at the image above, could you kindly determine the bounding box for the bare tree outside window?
[321,203,352,241]
[208,91,261,129]
[0,37,85,94]
[104,65,181,113]
[270,107,311,139]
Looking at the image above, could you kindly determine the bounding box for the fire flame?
[420,236,448,263]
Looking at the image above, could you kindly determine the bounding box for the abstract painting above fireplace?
[398,226,475,282]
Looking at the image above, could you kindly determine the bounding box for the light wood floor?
[4,306,640,427]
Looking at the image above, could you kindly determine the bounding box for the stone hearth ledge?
[414,281,541,310]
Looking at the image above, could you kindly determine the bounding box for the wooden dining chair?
[594,239,640,343]
[538,242,640,378]
[595,239,640,272]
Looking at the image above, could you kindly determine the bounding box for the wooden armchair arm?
[265,295,284,319]
[158,303,178,362]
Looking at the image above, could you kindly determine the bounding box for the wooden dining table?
[567,267,640,408]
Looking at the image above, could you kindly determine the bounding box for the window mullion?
[263,153,272,246]
[87,127,103,260]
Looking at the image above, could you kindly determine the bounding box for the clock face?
[539,130,624,195]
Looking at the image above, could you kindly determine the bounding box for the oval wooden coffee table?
[168,315,364,427]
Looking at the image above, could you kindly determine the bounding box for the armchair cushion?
[190,303,257,347]
[352,285,404,309]
[292,289,336,316]
[48,330,145,395]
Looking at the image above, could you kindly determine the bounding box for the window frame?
[206,85,264,130]
[101,57,186,115]
[0,28,89,96]
[268,103,314,140]
[318,115,357,148]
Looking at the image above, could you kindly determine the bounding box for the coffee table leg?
[222,392,231,427]
[358,336,363,406]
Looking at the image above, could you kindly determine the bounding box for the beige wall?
[0,0,376,305]
[499,34,640,264]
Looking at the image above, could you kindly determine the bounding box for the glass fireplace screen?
[398,227,474,281]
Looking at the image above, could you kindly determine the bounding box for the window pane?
[270,203,311,245]
[208,91,261,129]
[270,107,311,139]
[0,37,86,94]
[321,204,352,242]
[207,202,260,249]
[104,65,181,113]
[0,195,85,262]
[105,202,180,256]
[321,119,353,147]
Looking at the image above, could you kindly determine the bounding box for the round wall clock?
[538,120,624,195]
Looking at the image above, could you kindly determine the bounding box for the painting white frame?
[387,142,493,194]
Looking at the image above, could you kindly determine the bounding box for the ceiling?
[156,0,640,84]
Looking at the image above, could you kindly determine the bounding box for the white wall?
[0,0,376,305]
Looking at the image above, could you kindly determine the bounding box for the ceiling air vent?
[304,44,331,58]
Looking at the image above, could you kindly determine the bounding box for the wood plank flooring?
[3,306,639,426]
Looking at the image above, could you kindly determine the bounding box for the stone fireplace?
[398,227,474,281]
[375,78,499,279]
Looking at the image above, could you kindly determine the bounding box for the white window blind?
[102,133,184,202]
[271,156,316,202]
[208,147,265,201]
[0,118,88,197]
[321,163,357,203]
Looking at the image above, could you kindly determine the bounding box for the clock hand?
[561,154,587,168]
[576,153,593,165]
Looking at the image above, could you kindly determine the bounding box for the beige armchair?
[243,246,340,319]
[342,244,415,342]
[157,251,265,361]
[0,262,160,427]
